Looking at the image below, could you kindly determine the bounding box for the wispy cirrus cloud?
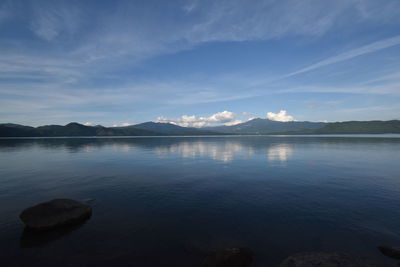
[2,0,399,83]
[29,0,82,41]
[4,0,398,68]
[286,35,400,77]
[276,82,400,95]
[1,0,400,124]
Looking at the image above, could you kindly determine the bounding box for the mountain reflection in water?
[0,136,296,163]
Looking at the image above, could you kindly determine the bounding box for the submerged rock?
[20,222,84,248]
[20,199,92,230]
[280,252,392,267]
[203,247,253,267]
[378,246,400,260]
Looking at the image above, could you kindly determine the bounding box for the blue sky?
[1,0,400,127]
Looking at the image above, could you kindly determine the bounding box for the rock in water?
[203,247,253,267]
[280,252,392,267]
[378,246,400,259]
[20,199,92,230]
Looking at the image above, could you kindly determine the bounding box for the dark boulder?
[203,247,253,267]
[280,252,392,267]
[378,246,400,260]
[20,199,92,230]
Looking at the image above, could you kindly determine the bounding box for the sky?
[1,0,400,127]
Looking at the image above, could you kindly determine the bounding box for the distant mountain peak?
[131,121,217,135]
[0,123,25,127]
[65,122,85,127]
[204,118,326,134]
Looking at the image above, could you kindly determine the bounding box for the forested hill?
[307,120,400,134]
[1,120,399,137]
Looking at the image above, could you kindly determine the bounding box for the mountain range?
[1,119,400,137]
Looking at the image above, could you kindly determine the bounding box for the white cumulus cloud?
[205,110,235,123]
[156,111,236,127]
[112,122,133,127]
[224,117,256,126]
[224,120,244,126]
[266,110,295,122]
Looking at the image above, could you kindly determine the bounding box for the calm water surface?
[0,136,400,266]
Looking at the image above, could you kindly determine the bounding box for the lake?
[0,135,400,266]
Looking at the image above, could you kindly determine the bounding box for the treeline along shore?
[1,119,400,137]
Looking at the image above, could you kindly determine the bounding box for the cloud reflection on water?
[0,137,295,163]
[155,141,252,162]
[267,144,293,163]
[155,140,293,163]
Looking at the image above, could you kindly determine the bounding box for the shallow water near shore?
[0,135,400,266]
